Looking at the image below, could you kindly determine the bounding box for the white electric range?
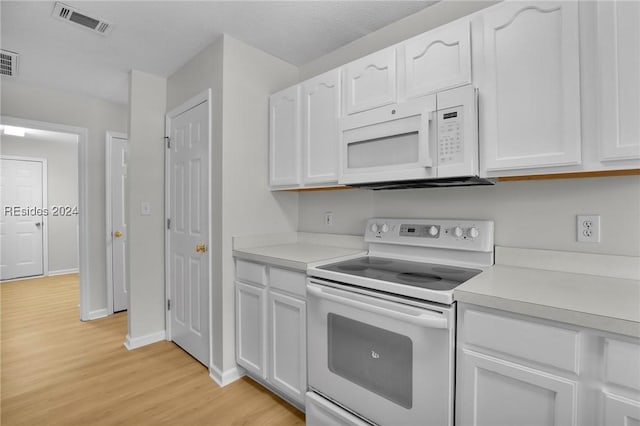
[306,218,494,426]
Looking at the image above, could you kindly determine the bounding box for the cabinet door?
[457,349,577,426]
[343,47,397,115]
[603,393,640,426]
[302,69,341,185]
[597,0,640,161]
[477,1,581,173]
[235,281,267,379]
[269,85,301,188]
[401,19,471,101]
[268,290,307,405]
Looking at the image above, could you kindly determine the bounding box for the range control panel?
[365,218,494,252]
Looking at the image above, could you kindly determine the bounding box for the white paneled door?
[109,135,128,312]
[0,158,45,280]
[167,97,210,367]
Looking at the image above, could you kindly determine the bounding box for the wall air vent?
[0,50,19,77]
[52,2,113,36]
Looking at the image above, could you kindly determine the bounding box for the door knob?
[113,230,123,238]
[35,222,42,227]
[195,243,207,253]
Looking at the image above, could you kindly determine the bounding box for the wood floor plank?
[1,275,305,425]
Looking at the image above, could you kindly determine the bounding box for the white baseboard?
[87,308,108,320]
[209,364,245,387]
[124,331,166,350]
[48,268,79,276]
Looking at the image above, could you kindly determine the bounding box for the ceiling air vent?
[52,2,113,36]
[0,50,19,77]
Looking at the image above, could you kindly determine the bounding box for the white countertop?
[233,236,640,337]
[233,243,366,271]
[232,232,367,271]
[455,247,640,338]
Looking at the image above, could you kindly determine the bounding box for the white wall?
[167,34,299,373]
[1,135,79,273]
[299,176,640,257]
[0,80,128,313]
[127,70,167,340]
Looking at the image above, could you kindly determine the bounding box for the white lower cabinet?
[603,393,640,426]
[235,281,267,379]
[457,303,640,426]
[458,349,577,426]
[234,259,307,408]
[268,290,307,403]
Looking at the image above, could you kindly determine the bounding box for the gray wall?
[1,135,79,273]
[0,80,128,315]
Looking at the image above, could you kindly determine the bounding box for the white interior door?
[167,98,210,367]
[0,158,45,280]
[110,135,128,312]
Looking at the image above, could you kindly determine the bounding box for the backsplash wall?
[298,175,640,257]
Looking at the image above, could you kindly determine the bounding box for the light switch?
[141,202,151,216]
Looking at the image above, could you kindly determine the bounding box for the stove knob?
[468,227,480,239]
[371,223,379,233]
[428,225,438,236]
[381,223,389,233]
[453,226,464,238]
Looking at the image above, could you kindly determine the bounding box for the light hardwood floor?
[1,274,305,425]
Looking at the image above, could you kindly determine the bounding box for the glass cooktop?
[317,256,481,291]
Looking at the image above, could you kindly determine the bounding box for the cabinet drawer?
[463,308,580,374]
[270,267,306,298]
[236,259,266,286]
[605,338,640,391]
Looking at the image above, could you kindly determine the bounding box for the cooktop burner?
[319,256,481,291]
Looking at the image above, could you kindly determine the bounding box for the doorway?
[106,132,128,313]
[0,156,47,280]
[0,116,90,320]
[165,90,212,367]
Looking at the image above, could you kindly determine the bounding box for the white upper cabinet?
[269,85,301,188]
[343,47,397,115]
[400,19,471,101]
[597,0,640,162]
[476,1,582,175]
[302,69,341,185]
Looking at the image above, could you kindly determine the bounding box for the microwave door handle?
[419,111,434,168]
[307,284,448,329]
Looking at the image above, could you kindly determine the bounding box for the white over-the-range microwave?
[339,84,494,189]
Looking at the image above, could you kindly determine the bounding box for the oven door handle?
[307,284,448,329]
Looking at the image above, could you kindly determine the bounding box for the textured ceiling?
[1,1,436,105]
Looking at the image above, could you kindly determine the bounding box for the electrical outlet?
[324,212,334,227]
[577,215,600,243]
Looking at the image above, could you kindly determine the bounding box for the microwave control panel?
[437,105,464,166]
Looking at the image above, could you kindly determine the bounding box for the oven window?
[327,313,413,409]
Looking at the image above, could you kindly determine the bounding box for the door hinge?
[167,218,171,230]
[167,299,171,311]
[165,136,171,149]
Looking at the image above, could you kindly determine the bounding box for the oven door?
[307,279,455,426]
